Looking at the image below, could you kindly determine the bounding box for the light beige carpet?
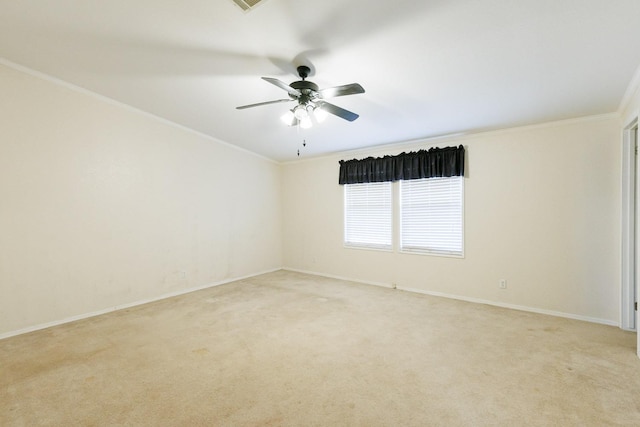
[1,270,639,426]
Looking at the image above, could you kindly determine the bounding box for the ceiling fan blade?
[262,77,301,97]
[236,99,293,110]
[318,101,359,122]
[320,83,365,99]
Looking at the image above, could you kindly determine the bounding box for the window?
[400,177,463,256]
[343,177,464,256]
[344,182,392,250]
[340,145,465,256]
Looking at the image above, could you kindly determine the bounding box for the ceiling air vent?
[231,0,267,12]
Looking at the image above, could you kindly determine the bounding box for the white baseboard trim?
[283,267,394,290]
[398,286,619,327]
[0,268,280,340]
[282,267,619,327]
[4,267,618,340]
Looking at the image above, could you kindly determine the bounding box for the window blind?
[400,177,463,255]
[344,182,392,250]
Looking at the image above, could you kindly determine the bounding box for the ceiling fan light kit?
[237,65,365,129]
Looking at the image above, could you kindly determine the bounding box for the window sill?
[399,248,464,259]
[344,244,393,253]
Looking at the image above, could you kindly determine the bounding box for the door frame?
[621,116,638,333]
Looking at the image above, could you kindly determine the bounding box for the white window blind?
[400,177,463,256]
[344,182,392,250]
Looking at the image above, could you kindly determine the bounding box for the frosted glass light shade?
[281,110,295,125]
[314,107,328,123]
[300,117,312,129]
[293,105,309,120]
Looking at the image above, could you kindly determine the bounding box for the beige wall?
[282,116,622,324]
[0,59,628,336]
[0,64,282,336]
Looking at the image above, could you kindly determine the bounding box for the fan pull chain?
[297,139,308,157]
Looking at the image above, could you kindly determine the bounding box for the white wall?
[282,115,622,325]
[0,63,282,336]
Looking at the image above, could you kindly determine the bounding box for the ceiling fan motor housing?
[290,80,319,103]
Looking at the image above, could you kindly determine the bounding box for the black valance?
[338,145,465,185]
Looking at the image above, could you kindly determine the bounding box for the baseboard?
[3,267,618,340]
[282,267,619,327]
[0,267,281,340]
[283,267,394,290]
[398,286,619,327]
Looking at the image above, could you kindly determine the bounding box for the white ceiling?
[1,0,640,162]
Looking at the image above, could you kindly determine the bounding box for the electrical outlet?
[499,279,507,289]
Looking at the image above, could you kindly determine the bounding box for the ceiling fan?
[236,65,365,128]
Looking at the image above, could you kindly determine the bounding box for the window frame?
[343,181,394,251]
[343,178,464,258]
[399,176,465,258]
